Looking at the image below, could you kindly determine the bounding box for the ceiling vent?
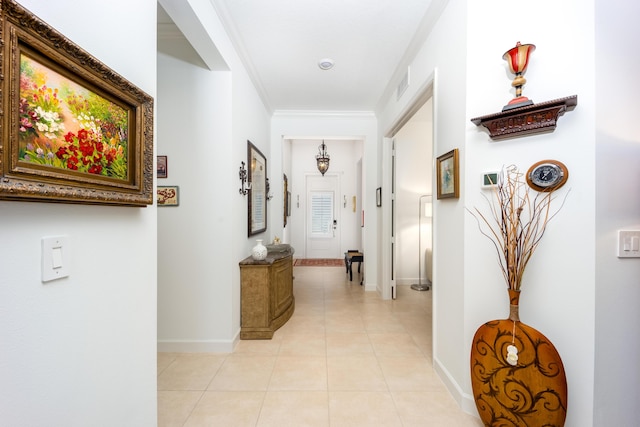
[397,67,410,100]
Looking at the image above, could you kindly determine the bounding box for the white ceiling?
[159,0,437,113]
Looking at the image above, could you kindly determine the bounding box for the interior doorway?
[392,98,434,290]
[381,81,434,301]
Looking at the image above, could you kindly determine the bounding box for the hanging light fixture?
[316,140,330,176]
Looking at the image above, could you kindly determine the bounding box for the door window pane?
[310,192,333,237]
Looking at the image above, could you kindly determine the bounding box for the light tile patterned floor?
[158,266,483,426]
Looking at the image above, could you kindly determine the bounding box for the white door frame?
[381,73,435,301]
[390,139,397,299]
[380,138,393,300]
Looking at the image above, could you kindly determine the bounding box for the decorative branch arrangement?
[469,165,569,426]
[469,165,567,291]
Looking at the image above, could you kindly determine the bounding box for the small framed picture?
[157,186,179,206]
[436,149,459,199]
[157,156,168,178]
[376,187,382,207]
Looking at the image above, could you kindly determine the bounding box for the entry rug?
[294,258,345,267]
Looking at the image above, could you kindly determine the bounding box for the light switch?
[42,236,70,282]
[617,230,640,258]
[51,247,63,268]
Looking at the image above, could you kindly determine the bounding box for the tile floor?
[158,265,483,426]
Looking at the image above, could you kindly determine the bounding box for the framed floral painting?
[0,0,154,206]
[436,149,459,199]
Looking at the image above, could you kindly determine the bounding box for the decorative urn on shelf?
[251,239,268,261]
[502,41,536,111]
[470,42,577,141]
[468,165,568,426]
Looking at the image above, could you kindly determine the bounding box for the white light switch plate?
[42,235,70,282]
[617,230,640,258]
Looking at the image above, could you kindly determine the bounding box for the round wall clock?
[526,160,569,192]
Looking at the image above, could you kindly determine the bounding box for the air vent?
[397,67,410,100]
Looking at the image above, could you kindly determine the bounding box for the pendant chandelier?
[316,140,330,176]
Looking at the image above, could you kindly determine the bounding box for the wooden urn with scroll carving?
[470,289,567,426]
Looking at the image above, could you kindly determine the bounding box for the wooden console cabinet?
[239,245,295,339]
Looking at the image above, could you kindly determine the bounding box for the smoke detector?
[318,58,335,70]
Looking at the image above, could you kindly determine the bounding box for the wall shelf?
[471,95,577,141]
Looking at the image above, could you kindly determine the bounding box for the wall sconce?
[343,195,347,208]
[239,161,251,195]
[316,140,330,176]
[502,41,536,111]
[266,177,273,201]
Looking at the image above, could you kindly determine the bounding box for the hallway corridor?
[157,265,481,426]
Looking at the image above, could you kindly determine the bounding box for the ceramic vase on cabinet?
[470,289,567,426]
[251,239,267,261]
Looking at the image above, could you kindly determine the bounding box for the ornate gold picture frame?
[0,0,154,206]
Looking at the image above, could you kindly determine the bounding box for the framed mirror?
[248,141,267,236]
[283,174,288,228]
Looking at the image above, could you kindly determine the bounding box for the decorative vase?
[251,239,267,261]
[470,289,567,426]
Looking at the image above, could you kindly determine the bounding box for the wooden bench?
[344,250,363,284]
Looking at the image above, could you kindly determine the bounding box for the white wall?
[593,0,640,425]
[379,0,469,407]
[157,0,271,352]
[156,55,235,350]
[271,112,379,290]
[0,1,158,425]
[287,139,362,258]
[465,1,596,425]
[376,0,633,425]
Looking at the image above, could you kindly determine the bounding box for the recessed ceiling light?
[318,58,334,70]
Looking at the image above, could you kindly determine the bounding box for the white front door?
[306,174,340,258]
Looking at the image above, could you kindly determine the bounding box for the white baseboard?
[433,356,480,418]
[158,331,240,353]
[396,278,433,286]
[396,278,419,286]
